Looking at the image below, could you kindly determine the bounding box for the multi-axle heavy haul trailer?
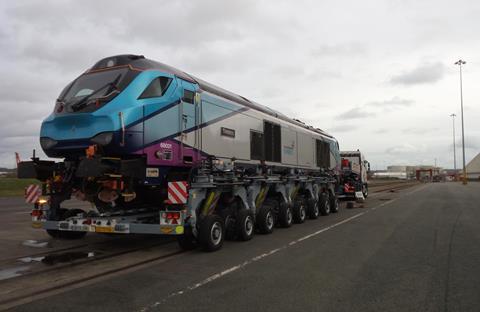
[18,54,341,251]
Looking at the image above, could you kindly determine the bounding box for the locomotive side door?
[178,80,200,164]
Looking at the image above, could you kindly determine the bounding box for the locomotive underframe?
[21,157,338,243]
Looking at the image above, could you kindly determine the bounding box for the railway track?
[369,181,419,194]
[0,239,183,310]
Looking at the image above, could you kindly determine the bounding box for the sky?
[1,0,479,170]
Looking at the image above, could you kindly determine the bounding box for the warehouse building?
[465,153,480,180]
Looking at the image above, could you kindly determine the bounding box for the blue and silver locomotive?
[19,55,341,251]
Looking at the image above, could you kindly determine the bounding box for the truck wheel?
[277,201,293,228]
[256,205,274,234]
[362,184,368,198]
[293,198,307,223]
[306,197,319,219]
[319,193,331,216]
[177,226,197,250]
[198,214,225,252]
[236,209,254,241]
[330,194,339,213]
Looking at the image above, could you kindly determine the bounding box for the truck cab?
[339,150,370,199]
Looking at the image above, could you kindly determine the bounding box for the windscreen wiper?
[70,74,122,112]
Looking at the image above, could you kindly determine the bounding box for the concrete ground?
[5,182,480,312]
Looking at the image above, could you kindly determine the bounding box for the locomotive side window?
[264,121,281,162]
[139,77,172,99]
[183,90,195,104]
[250,130,264,160]
[316,139,330,168]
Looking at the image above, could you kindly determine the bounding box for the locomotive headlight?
[40,137,58,150]
[91,132,113,146]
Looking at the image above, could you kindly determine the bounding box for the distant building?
[465,153,480,180]
[373,165,441,180]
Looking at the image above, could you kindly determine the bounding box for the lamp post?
[450,113,457,175]
[454,59,467,185]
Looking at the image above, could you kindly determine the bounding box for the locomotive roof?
[91,54,335,140]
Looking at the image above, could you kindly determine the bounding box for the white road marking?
[139,212,369,312]
[139,189,415,311]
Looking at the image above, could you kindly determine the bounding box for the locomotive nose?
[40,113,116,157]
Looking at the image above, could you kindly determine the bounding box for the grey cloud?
[311,42,368,57]
[390,62,446,85]
[403,127,440,135]
[337,107,375,120]
[385,143,426,155]
[373,128,389,134]
[366,96,414,109]
[455,137,479,150]
[337,96,412,120]
[328,124,359,133]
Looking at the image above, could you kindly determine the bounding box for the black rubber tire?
[306,197,319,219]
[293,197,307,223]
[362,184,368,198]
[177,226,197,250]
[277,201,293,228]
[330,193,339,213]
[198,214,225,252]
[236,209,255,241]
[224,215,237,241]
[256,205,274,234]
[318,192,331,216]
[46,229,63,239]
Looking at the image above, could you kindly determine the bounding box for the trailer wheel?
[224,215,237,241]
[198,214,225,252]
[256,205,274,234]
[362,184,368,198]
[293,198,307,223]
[330,193,339,213]
[277,201,293,228]
[177,226,197,250]
[306,197,319,219]
[236,209,254,241]
[318,193,331,216]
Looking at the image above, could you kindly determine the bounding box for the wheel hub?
[245,216,254,235]
[211,222,222,245]
[300,206,306,219]
[266,211,274,229]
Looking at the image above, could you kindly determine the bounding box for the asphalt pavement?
[9,182,480,312]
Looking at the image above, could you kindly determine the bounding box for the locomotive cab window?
[316,139,330,168]
[139,77,172,99]
[264,121,281,162]
[182,90,195,104]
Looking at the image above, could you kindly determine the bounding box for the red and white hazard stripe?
[167,181,188,204]
[25,184,41,204]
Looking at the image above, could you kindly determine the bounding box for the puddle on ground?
[22,240,49,248]
[42,251,95,265]
[18,256,45,263]
[0,266,30,281]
